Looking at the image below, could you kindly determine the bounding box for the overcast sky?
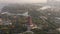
[0,0,47,3]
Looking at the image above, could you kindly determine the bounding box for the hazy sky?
[0,0,47,3]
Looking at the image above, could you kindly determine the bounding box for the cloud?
[0,0,47,3]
